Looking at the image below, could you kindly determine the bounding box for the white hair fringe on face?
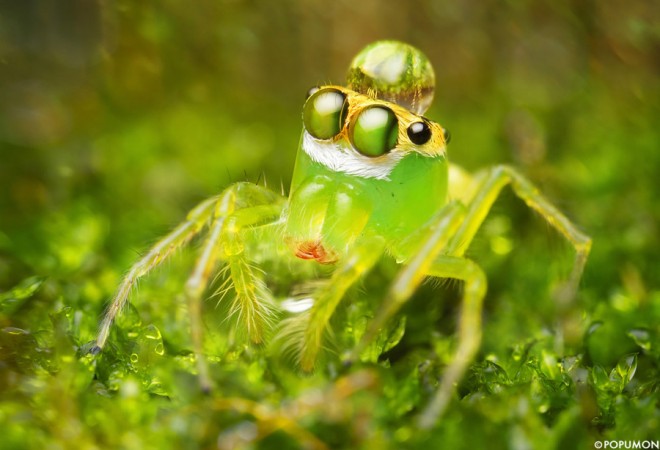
[302,131,405,181]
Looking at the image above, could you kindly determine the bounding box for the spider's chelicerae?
[93,40,591,427]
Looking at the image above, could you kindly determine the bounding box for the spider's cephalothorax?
[94,40,591,431]
[284,85,451,264]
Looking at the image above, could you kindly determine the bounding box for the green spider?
[93,40,591,427]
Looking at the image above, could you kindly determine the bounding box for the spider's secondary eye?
[443,128,451,144]
[303,88,348,140]
[407,121,431,145]
[305,86,320,99]
[350,106,399,157]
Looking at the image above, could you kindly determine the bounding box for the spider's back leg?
[93,196,219,353]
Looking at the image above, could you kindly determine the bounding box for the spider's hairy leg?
[297,236,386,372]
[417,256,486,428]
[93,196,219,353]
[344,203,483,426]
[445,165,591,311]
[221,205,284,344]
[346,202,465,363]
[184,184,285,390]
[184,191,235,391]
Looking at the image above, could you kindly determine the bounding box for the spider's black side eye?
[407,121,431,145]
[443,128,451,144]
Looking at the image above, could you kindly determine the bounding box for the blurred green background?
[0,1,658,449]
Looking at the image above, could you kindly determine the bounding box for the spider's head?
[285,86,451,261]
[299,85,450,181]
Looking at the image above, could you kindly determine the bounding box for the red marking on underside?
[294,240,337,265]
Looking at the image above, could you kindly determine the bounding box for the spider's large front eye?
[303,88,348,140]
[407,121,431,145]
[350,106,399,157]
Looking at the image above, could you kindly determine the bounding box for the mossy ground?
[1,1,658,449]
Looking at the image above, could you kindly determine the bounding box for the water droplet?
[628,328,651,350]
[130,353,139,363]
[615,353,638,384]
[586,321,603,336]
[511,345,525,361]
[116,303,142,329]
[144,324,162,340]
[346,41,435,115]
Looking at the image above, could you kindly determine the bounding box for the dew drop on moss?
[627,328,651,350]
[143,324,162,340]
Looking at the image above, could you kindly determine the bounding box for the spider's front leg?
[278,176,387,371]
[295,236,386,371]
[417,165,592,425]
[343,202,483,428]
[182,183,284,391]
[349,165,591,427]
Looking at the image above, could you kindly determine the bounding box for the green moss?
[1,1,658,449]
